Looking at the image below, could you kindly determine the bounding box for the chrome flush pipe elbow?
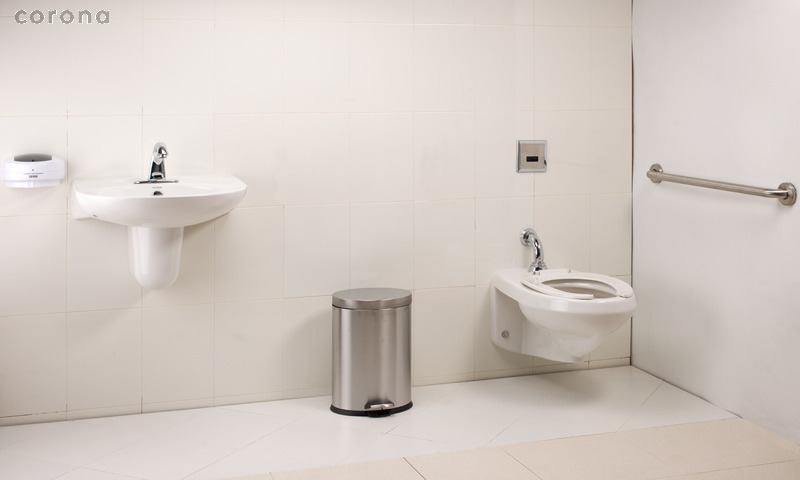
[520,228,547,274]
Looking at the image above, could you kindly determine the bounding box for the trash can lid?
[332,288,412,309]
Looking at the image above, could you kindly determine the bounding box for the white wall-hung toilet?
[490,267,636,363]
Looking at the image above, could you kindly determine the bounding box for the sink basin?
[72,175,247,289]
[72,175,246,228]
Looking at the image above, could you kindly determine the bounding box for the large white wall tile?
[144,0,212,19]
[67,309,142,411]
[590,110,632,193]
[142,115,213,177]
[475,111,535,198]
[476,26,534,111]
[142,20,213,114]
[67,219,141,312]
[65,0,143,20]
[350,113,413,203]
[414,26,476,111]
[534,195,591,271]
[414,200,475,289]
[284,205,350,298]
[214,114,283,207]
[413,287,476,380]
[0,216,66,317]
[475,197,534,284]
[142,304,214,404]
[591,27,632,110]
[414,113,476,201]
[67,116,142,180]
[534,26,591,110]
[282,296,332,395]
[0,314,67,418]
[351,202,414,290]
[590,193,631,276]
[350,24,413,112]
[143,222,214,307]
[215,300,283,398]
[0,19,66,115]
[350,0,413,23]
[215,207,284,302]
[0,116,68,216]
[591,0,631,26]
[215,21,283,114]
[534,0,590,25]
[285,0,349,22]
[214,0,282,21]
[284,23,349,113]
[284,114,349,205]
[414,0,476,24]
[534,110,591,196]
[476,0,535,25]
[68,20,142,115]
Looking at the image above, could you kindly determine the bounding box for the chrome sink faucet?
[150,142,168,180]
[136,142,177,184]
[520,228,547,274]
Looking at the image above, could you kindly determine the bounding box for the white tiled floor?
[0,367,738,480]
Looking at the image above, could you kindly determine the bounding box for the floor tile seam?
[614,379,665,433]
[381,429,462,446]
[18,423,152,471]
[291,416,400,437]
[611,419,798,476]
[333,431,399,465]
[178,443,247,480]
[498,430,680,478]
[379,398,442,435]
[0,448,79,472]
[669,459,800,478]
[127,419,276,452]
[77,465,147,480]
[608,430,682,474]
[215,403,312,422]
[401,456,429,480]
[418,397,533,422]
[499,447,545,480]
[482,414,527,449]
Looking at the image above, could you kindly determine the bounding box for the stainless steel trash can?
[331,288,412,417]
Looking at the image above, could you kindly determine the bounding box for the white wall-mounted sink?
[72,175,246,289]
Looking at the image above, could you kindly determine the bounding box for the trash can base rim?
[330,402,412,417]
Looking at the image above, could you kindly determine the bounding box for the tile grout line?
[501,447,545,480]
[614,379,664,433]
[402,456,428,480]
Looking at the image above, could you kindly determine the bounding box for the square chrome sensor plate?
[517,140,547,173]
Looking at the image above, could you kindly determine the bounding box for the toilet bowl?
[490,268,636,363]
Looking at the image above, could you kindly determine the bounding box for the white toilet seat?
[521,269,633,300]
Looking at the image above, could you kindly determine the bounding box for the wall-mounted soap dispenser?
[2,154,66,188]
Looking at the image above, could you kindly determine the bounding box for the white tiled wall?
[0,0,632,424]
[632,0,800,443]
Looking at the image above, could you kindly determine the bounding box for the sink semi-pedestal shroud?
[72,176,247,289]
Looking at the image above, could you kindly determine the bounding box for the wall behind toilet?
[632,0,800,442]
[0,0,633,423]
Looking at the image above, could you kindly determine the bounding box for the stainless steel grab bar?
[647,164,796,206]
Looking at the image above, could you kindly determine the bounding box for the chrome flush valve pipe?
[520,228,547,274]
